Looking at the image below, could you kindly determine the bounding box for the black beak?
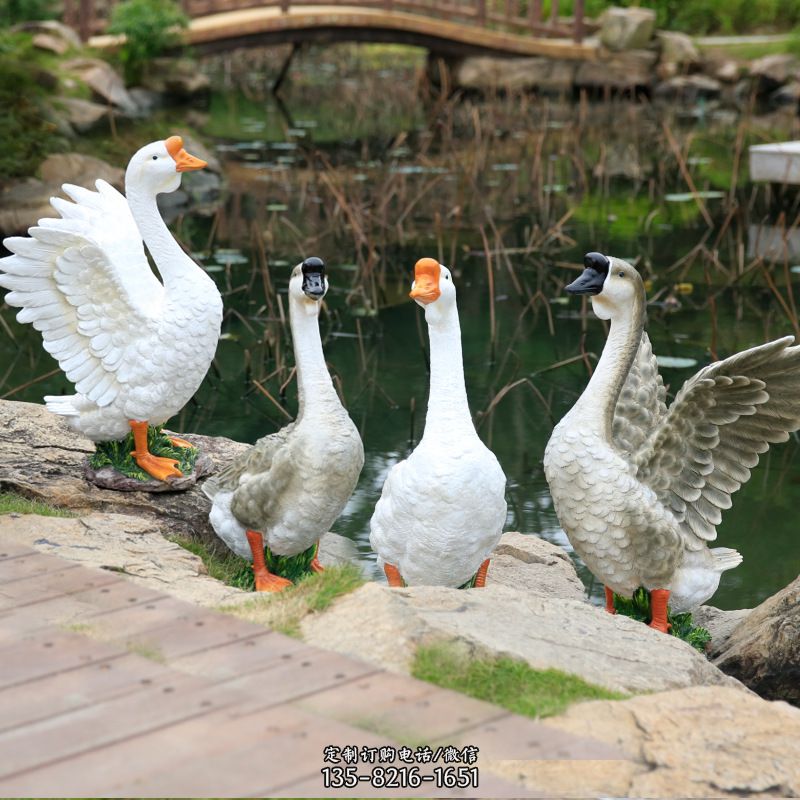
[301,256,326,300]
[566,252,610,296]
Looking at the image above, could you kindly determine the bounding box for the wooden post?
[529,0,541,27]
[280,0,289,13]
[476,0,486,25]
[550,0,559,25]
[78,0,92,41]
[573,0,584,41]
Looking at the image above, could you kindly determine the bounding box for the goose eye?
[617,271,624,278]
[152,155,158,160]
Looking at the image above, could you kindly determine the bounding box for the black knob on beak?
[565,252,610,296]
[301,256,326,299]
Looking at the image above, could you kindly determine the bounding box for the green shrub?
[0,0,56,26]
[0,34,61,178]
[108,0,188,84]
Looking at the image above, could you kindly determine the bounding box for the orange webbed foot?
[167,435,194,449]
[253,570,293,593]
[384,563,405,587]
[649,588,671,634]
[310,557,324,574]
[604,586,617,615]
[474,558,490,588]
[132,452,183,481]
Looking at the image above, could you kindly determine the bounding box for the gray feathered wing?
[202,424,296,528]
[622,336,800,547]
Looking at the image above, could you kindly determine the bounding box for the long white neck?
[421,303,475,438]
[126,182,199,288]
[569,295,645,440]
[289,296,342,419]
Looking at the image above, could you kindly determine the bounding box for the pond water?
[3,44,800,610]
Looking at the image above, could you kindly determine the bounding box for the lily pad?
[664,191,724,202]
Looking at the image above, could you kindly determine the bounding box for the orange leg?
[604,586,616,615]
[384,563,405,587]
[474,558,491,588]
[649,588,671,633]
[129,420,182,481]
[167,435,194,449]
[310,541,324,574]
[246,530,291,593]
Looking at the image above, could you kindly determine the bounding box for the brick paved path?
[0,542,622,797]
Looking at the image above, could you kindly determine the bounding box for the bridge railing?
[64,0,587,45]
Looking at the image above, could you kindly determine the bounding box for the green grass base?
[413,643,625,719]
[0,492,74,517]
[613,588,712,652]
[174,535,319,591]
[89,425,198,481]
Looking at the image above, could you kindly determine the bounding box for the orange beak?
[165,135,207,173]
[409,257,441,304]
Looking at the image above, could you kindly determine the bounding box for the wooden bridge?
[66,1,597,60]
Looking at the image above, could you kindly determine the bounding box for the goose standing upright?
[544,252,800,632]
[370,258,507,588]
[0,136,223,481]
[203,258,364,592]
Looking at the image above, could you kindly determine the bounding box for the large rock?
[0,399,247,544]
[654,74,722,103]
[487,531,586,600]
[507,686,800,797]
[656,30,700,74]
[712,576,800,706]
[56,97,113,134]
[11,20,81,49]
[453,56,575,94]
[598,7,656,52]
[39,152,124,190]
[0,154,125,236]
[142,58,211,102]
[693,604,752,652]
[0,511,247,608]
[63,58,139,115]
[575,49,657,91]
[301,581,743,695]
[749,53,799,95]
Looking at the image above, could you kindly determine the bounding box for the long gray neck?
[126,183,198,288]
[571,292,646,440]
[289,297,342,419]
[422,305,475,438]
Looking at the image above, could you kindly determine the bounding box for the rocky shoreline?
[2,397,800,795]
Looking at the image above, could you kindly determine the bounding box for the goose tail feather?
[44,394,80,417]
[711,546,743,573]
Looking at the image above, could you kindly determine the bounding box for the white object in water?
[749,141,800,184]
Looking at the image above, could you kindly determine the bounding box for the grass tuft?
[0,492,74,517]
[613,588,712,652]
[220,564,365,638]
[413,643,625,719]
[89,425,198,481]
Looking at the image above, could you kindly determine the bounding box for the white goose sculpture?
[544,252,800,632]
[203,258,364,592]
[0,136,223,481]
[370,258,507,588]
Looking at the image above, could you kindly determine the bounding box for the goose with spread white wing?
[370,258,507,588]
[544,252,800,632]
[203,258,364,592]
[0,136,223,481]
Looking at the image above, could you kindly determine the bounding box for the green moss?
[220,563,366,637]
[89,425,198,481]
[612,588,712,652]
[413,644,625,719]
[0,492,74,517]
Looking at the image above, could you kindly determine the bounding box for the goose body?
[544,252,800,628]
[0,136,223,480]
[203,258,364,591]
[370,258,507,588]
